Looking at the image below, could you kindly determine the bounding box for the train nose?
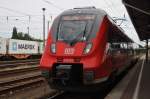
[55,42,86,57]
[51,63,83,86]
[55,65,72,80]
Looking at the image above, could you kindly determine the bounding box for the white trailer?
[8,39,39,54]
[0,38,7,56]
[8,39,39,59]
[39,42,44,54]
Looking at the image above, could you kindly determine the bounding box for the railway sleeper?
[0,66,38,75]
[0,70,42,84]
[0,76,44,95]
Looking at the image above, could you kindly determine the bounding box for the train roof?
[109,24,133,43]
[60,7,107,16]
[59,7,133,43]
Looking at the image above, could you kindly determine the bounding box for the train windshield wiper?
[82,22,88,41]
[70,23,87,45]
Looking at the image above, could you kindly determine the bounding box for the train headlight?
[51,43,56,54]
[84,71,94,81]
[84,43,92,54]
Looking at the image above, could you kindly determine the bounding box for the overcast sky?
[0,0,141,44]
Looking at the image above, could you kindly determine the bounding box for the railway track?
[0,58,139,99]
[46,90,111,99]
[46,59,139,99]
[0,59,39,63]
[0,59,52,98]
[0,59,40,67]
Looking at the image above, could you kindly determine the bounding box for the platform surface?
[105,56,150,99]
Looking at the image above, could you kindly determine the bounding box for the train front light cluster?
[84,43,92,54]
[51,43,56,54]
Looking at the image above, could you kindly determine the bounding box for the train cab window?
[58,21,87,41]
[57,15,96,43]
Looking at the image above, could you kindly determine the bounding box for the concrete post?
[146,39,148,63]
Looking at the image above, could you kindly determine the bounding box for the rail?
[0,59,45,98]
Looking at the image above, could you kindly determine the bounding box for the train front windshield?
[57,15,95,43]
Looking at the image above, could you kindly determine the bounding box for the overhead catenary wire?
[42,0,64,11]
[99,0,128,28]
[0,0,136,40]
[0,2,58,39]
[0,5,50,23]
[0,6,30,16]
[98,0,136,40]
[0,14,56,18]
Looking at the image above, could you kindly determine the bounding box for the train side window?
[111,44,121,49]
[107,43,120,54]
[107,43,112,55]
[127,43,134,55]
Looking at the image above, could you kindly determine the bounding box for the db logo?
[64,48,75,54]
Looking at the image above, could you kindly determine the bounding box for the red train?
[40,7,135,92]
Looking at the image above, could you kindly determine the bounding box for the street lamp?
[42,8,46,48]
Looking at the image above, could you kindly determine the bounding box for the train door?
[109,43,123,69]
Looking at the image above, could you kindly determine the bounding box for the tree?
[17,32,33,40]
[11,27,43,41]
[11,27,18,39]
[17,32,24,40]
[24,33,32,40]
